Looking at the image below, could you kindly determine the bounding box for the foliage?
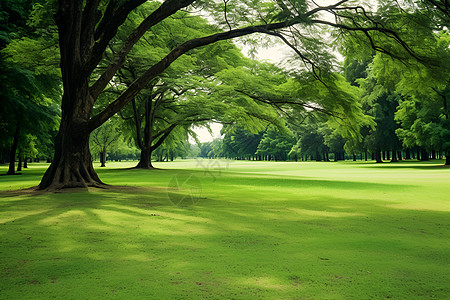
[90,118,124,166]
[256,125,295,161]
[0,0,60,172]
[220,127,263,159]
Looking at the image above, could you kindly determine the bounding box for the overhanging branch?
[88,4,419,132]
[311,19,419,61]
[88,20,297,131]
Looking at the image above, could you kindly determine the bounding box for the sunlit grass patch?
[0,160,449,299]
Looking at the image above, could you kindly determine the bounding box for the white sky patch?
[190,123,223,143]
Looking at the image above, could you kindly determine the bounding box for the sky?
[190,123,224,143]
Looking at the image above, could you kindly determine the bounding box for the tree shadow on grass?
[0,165,447,298]
[0,179,449,299]
[206,170,416,191]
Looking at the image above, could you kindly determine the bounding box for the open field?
[0,160,449,299]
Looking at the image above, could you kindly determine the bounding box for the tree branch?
[88,19,298,132]
[223,0,232,30]
[89,0,195,99]
[87,5,420,132]
[310,19,418,61]
[235,89,343,119]
[259,29,328,87]
[150,124,177,151]
[425,0,450,19]
[305,0,351,18]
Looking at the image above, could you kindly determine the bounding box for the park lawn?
[0,160,449,299]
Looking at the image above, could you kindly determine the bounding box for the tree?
[109,5,219,167]
[289,115,330,162]
[358,64,403,163]
[90,118,122,167]
[1,0,60,175]
[323,128,347,161]
[38,0,427,189]
[256,126,295,161]
[342,1,450,164]
[111,6,246,168]
[395,93,450,162]
[221,127,263,160]
[388,32,450,163]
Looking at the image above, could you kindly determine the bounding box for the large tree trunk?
[446,154,449,166]
[38,2,104,190]
[37,92,104,189]
[134,96,155,169]
[133,95,176,169]
[39,124,103,190]
[136,148,155,169]
[38,55,103,189]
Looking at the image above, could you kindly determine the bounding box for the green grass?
[0,160,449,299]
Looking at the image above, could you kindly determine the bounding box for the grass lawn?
[0,160,449,299]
